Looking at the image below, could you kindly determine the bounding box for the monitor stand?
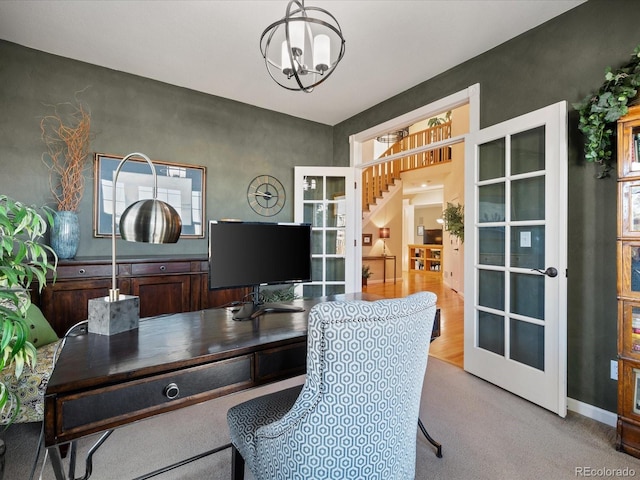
[232,286,305,321]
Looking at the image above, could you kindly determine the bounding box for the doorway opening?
[350,84,480,369]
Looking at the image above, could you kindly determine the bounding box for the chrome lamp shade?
[88,152,182,336]
[120,199,182,243]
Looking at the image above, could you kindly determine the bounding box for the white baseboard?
[567,397,617,427]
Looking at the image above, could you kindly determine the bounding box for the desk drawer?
[255,342,306,382]
[59,355,252,434]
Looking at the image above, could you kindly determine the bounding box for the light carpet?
[3,357,640,480]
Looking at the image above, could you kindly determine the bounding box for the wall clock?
[247,175,286,217]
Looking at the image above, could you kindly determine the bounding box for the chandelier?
[376,129,409,144]
[260,0,346,93]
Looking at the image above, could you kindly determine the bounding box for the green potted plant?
[260,285,299,303]
[443,202,464,243]
[427,110,452,127]
[573,44,640,178]
[0,195,57,423]
[362,264,373,286]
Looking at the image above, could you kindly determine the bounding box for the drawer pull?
[164,383,180,399]
[78,268,86,274]
[159,265,166,271]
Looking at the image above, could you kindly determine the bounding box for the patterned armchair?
[0,305,61,480]
[227,291,438,480]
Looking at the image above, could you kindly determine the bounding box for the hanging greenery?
[443,202,464,243]
[573,45,640,178]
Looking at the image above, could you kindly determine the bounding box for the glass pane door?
[477,126,546,370]
[295,167,355,296]
[464,101,567,416]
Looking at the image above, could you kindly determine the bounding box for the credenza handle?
[78,268,86,274]
[159,265,166,271]
[164,383,180,399]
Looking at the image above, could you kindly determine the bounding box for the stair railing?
[362,122,452,211]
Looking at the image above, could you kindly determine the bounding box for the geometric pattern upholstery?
[227,291,438,480]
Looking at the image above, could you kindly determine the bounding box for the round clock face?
[247,175,286,217]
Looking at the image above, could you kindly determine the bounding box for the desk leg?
[393,257,397,284]
[48,446,67,480]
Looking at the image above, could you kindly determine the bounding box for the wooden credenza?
[36,256,249,336]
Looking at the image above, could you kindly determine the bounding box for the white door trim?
[349,84,480,289]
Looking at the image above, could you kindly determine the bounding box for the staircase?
[362,121,452,213]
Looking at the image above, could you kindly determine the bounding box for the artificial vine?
[573,45,640,178]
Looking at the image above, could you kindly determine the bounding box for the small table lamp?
[379,227,390,256]
[88,152,182,335]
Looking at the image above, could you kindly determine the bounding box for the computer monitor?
[208,220,312,320]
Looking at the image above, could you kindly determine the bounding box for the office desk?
[363,255,397,284]
[44,294,375,479]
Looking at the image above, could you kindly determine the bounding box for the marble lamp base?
[88,295,140,335]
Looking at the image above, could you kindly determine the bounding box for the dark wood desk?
[44,295,374,479]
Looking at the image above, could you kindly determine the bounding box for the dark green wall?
[333,0,639,412]
[0,0,636,413]
[0,40,332,256]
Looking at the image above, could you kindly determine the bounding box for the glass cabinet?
[617,105,640,457]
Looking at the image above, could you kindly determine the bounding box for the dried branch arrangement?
[40,93,91,211]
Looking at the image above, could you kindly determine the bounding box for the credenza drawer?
[58,355,252,434]
[131,262,192,275]
[55,264,113,279]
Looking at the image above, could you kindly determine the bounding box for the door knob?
[531,267,558,278]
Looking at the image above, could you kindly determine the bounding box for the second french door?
[294,166,356,296]
[464,101,568,416]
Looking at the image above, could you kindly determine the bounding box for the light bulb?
[313,34,330,72]
[281,41,293,76]
[289,20,304,56]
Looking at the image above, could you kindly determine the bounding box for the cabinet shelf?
[408,244,442,275]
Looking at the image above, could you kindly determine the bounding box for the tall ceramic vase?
[51,210,79,259]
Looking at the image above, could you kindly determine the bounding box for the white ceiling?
[0,0,584,126]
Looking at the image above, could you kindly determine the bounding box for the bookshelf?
[616,104,640,457]
[408,244,442,275]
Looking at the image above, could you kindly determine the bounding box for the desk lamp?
[379,227,390,256]
[88,152,182,335]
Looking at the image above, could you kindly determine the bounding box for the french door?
[294,166,357,296]
[464,102,568,416]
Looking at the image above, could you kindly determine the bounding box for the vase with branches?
[40,91,91,258]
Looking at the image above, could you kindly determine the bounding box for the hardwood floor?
[364,271,464,368]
